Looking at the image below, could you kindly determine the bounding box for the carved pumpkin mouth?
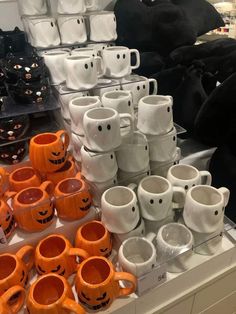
[49,156,65,165]
[80,202,92,211]
[36,210,54,224]
[4,216,15,236]
[105,251,112,258]
[78,297,110,310]
[59,269,65,276]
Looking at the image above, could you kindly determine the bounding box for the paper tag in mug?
[136,263,167,296]
[0,227,7,248]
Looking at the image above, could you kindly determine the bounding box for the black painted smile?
[79,297,110,310]
[59,269,65,276]
[80,203,92,211]
[49,156,65,165]
[36,211,54,224]
[4,216,15,236]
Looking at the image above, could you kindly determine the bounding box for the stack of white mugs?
[18,0,117,48]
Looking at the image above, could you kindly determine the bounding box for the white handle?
[128,183,137,191]
[149,78,158,95]
[94,56,105,78]
[218,187,230,207]
[145,232,156,243]
[119,113,134,138]
[199,171,212,186]
[130,49,140,70]
[173,186,186,208]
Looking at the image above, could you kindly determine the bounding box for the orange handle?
[3,191,17,202]
[114,272,137,297]
[56,130,70,151]
[69,248,90,270]
[62,297,85,314]
[40,181,54,196]
[16,245,34,272]
[1,285,25,313]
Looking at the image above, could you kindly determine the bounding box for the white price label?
[0,227,7,248]
[136,264,167,296]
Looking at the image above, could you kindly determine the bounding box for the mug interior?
[86,108,115,120]
[141,176,169,194]
[71,97,98,107]
[39,236,66,258]
[33,276,64,305]
[44,51,68,56]
[122,238,153,263]
[104,91,129,99]
[18,188,43,204]
[34,134,57,145]
[81,222,106,241]
[191,186,222,206]
[66,56,91,61]
[12,168,35,182]
[161,224,192,247]
[58,179,82,194]
[142,95,170,106]
[104,46,127,52]
[81,258,110,284]
[170,165,198,180]
[104,187,133,206]
[0,256,16,279]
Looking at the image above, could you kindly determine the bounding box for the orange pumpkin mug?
[0,245,34,295]
[54,173,92,221]
[0,167,9,196]
[75,256,137,311]
[0,286,25,314]
[29,130,69,173]
[75,220,112,258]
[0,197,16,239]
[9,166,41,192]
[35,234,90,278]
[27,273,85,314]
[11,181,54,232]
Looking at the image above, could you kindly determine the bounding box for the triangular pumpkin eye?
[51,265,61,272]
[81,292,90,301]
[96,292,107,301]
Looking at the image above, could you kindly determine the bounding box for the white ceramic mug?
[116,132,149,173]
[89,12,117,42]
[87,43,114,54]
[101,185,140,233]
[28,17,60,48]
[71,47,99,57]
[58,15,87,45]
[156,223,194,273]
[137,95,173,135]
[118,166,151,186]
[85,0,104,11]
[183,185,230,233]
[92,79,121,98]
[43,50,69,85]
[69,96,101,135]
[18,0,47,15]
[121,75,158,106]
[114,218,146,243]
[71,132,85,162]
[83,107,134,152]
[65,55,103,91]
[118,236,157,277]
[101,90,134,118]
[102,46,140,78]
[167,164,212,192]
[137,176,186,221]
[81,146,118,182]
[57,0,92,14]
[59,87,90,122]
[148,127,177,162]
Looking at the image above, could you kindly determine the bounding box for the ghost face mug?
[18,0,47,15]
[102,46,140,78]
[57,0,91,14]
[57,15,87,45]
[102,90,134,117]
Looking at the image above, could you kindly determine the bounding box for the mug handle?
[40,181,54,196]
[199,171,212,186]
[145,232,156,242]
[94,56,105,78]
[114,272,137,296]
[69,248,90,269]
[130,49,140,70]
[3,190,17,202]
[1,286,25,313]
[149,78,158,95]
[172,186,186,208]
[56,130,70,151]
[127,183,137,191]
[218,187,230,207]
[62,297,85,314]
[16,245,34,272]
[119,113,134,138]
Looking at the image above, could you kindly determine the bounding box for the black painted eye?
[117,54,120,59]
[77,19,80,24]
[123,54,126,59]
[173,136,176,141]
[81,292,90,301]
[92,54,95,57]
[192,184,196,187]
[96,292,107,301]
[107,124,111,130]
[111,154,113,159]
[184,185,188,190]
[167,107,170,112]
[137,86,140,91]
[128,101,131,106]
[132,207,135,212]
[145,146,148,150]
[159,199,163,204]
[51,265,61,272]
[51,22,54,27]
[114,17,116,22]
[150,199,154,204]
[91,62,93,68]
[143,85,145,89]
[20,270,25,282]
[14,124,22,130]
[214,210,219,216]
[6,212,11,222]
[98,125,102,131]
[37,265,45,273]
[39,211,48,216]
[85,63,88,70]
[52,152,60,156]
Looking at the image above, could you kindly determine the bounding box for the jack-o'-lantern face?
[77,191,92,212]
[78,290,111,311]
[36,264,66,277]
[0,201,15,239]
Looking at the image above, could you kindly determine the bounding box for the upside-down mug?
[58,15,87,45]
[11,181,54,232]
[89,11,117,42]
[18,0,47,15]
[57,0,91,14]
[27,273,85,314]
[0,286,25,314]
[75,256,136,311]
[35,234,89,278]
[75,220,112,257]
[9,166,41,192]
[0,245,34,295]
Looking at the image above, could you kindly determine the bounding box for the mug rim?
[85,107,117,121]
[79,221,107,243]
[65,55,92,62]
[140,95,172,106]
[38,234,68,259]
[102,186,136,208]
[146,127,176,141]
[0,254,18,282]
[103,90,131,99]
[70,96,99,107]
[188,185,224,207]
[43,51,69,56]
[103,46,129,52]
[139,175,172,195]
[10,167,36,182]
[57,178,83,195]
[16,187,44,205]
[168,164,199,181]
[31,133,58,146]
